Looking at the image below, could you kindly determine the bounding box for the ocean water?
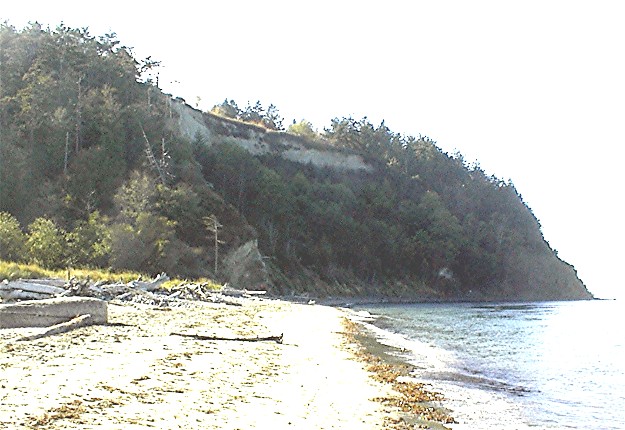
[357,300,625,429]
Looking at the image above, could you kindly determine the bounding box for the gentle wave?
[357,300,625,430]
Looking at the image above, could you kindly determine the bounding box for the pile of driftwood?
[1,274,277,342]
[0,274,265,308]
[0,273,169,302]
[0,279,67,302]
[62,273,171,301]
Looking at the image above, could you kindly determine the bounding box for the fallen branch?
[171,332,283,344]
[18,314,93,342]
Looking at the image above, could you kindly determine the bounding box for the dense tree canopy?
[0,23,589,300]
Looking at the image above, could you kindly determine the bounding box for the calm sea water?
[357,300,625,429]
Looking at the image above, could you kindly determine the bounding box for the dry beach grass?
[1,297,453,429]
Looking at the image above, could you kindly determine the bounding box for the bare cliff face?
[222,240,269,291]
[172,99,373,173]
[171,99,376,293]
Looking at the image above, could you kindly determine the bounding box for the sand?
[0,298,404,429]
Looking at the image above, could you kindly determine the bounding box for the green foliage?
[108,212,176,273]
[0,22,161,222]
[0,22,585,299]
[65,211,111,267]
[25,218,66,269]
[0,212,26,261]
[211,99,283,130]
[211,99,240,118]
[154,182,204,245]
[288,120,318,140]
[113,171,157,222]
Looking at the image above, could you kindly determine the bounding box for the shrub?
[26,218,67,269]
[0,212,26,262]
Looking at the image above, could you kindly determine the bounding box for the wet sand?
[0,298,452,429]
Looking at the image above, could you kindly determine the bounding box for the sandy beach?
[0,297,451,429]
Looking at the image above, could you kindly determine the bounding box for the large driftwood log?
[1,280,65,296]
[0,297,107,328]
[19,278,67,288]
[17,314,94,342]
[0,280,66,301]
[171,331,283,344]
[0,289,49,301]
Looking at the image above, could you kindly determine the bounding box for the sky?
[2,1,623,299]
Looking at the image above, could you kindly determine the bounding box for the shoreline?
[341,309,456,429]
[0,294,456,429]
[314,295,597,307]
[0,296,451,429]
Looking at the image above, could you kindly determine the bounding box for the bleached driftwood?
[18,278,67,288]
[129,273,170,291]
[0,280,66,301]
[0,289,49,301]
[221,287,267,297]
[171,331,283,344]
[17,314,94,341]
[2,281,65,296]
[0,297,107,328]
[61,273,170,300]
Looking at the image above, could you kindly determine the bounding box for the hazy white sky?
[3,1,623,299]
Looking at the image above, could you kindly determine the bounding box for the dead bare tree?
[203,215,224,275]
[75,75,83,153]
[140,125,171,185]
[64,131,69,175]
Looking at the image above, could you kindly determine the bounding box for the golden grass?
[0,260,220,290]
[64,267,144,283]
[0,260,55,281]
[160,278,221,291]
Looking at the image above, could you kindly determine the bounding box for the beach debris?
[221,285,266,297]
[17,314,94,342]
[128,272,169,291]
[171,331,283,344]
[0,296,107,329]
[0,279,66,301]
[343,318,457,427]
[0,272,267,308]
[61,273,170,300]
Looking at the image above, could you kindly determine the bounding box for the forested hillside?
[0,23,592,301]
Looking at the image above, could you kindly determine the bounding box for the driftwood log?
[1,280,65,295]
[171,332,283,344]
[0,289,49,301]
[0,297,107,328]
[17,314,94,342]
[130,272,169,291]
[0,280,66,301]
